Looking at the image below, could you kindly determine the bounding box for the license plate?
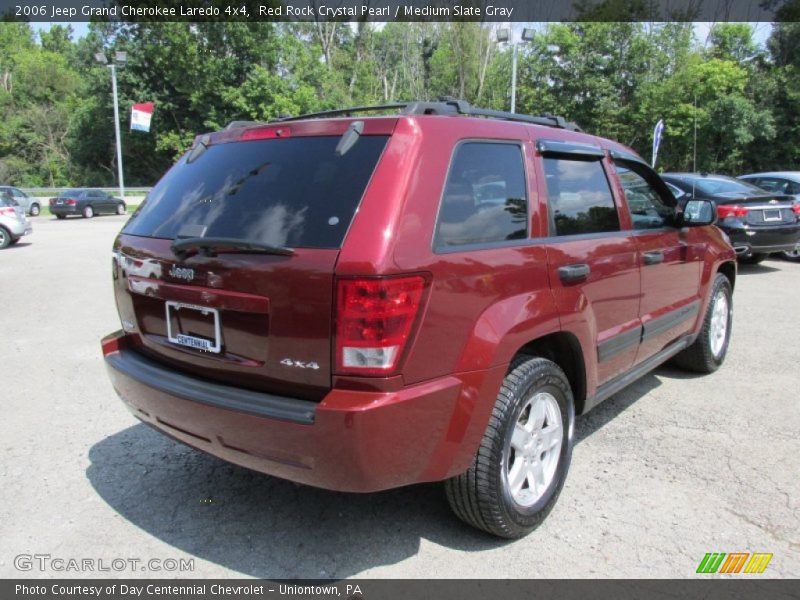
[763,209,782,222]
[165,301,221,354]
[56,200,63,205]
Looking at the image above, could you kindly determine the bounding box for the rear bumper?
[102,331,502,492]
[723,223,800,255]
[0,216,32,237]
[50,206,80,215]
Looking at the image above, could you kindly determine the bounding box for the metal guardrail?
[19,187,152,197]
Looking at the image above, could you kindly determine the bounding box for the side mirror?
[679,199,716,227]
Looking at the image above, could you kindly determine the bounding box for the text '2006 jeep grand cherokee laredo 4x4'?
[102,100,736,538]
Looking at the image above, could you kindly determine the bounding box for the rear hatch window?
[115,133,389,399]
[123,135,389,247]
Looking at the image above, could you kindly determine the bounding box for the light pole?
[496,27,535,113]
[95,51,127,203]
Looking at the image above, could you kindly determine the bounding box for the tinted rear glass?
[124,135,389,248]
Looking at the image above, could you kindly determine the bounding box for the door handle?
[558,263,590,283]
[643,251,664,265]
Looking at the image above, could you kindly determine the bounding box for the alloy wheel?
[709,290,729,358]
[505,392,563,507]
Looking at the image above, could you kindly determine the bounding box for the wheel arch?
[717,260,736,291]
[511,331,587,415]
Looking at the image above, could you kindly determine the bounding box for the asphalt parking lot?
[1,215,798,579]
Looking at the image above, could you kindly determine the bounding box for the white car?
[0,195,33,249]
[738,172,800,260]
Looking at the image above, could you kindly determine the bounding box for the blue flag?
[652,119,664,168]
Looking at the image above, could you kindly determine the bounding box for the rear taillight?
[717,205,749,219]
[0,207,15,217]
[335,275,426,375]
[49,198,56,206]
[791,204,800,216]
[65,199,78,206]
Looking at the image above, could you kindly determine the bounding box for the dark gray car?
[49,189,126,219]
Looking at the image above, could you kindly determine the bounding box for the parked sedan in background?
[0,194,33,249]
[738,171,800,260]
[49,189,126,219]
[0,186,41,216]
[662,173,800,264]
[738,171,800,202]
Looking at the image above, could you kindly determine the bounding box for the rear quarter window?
[124,135,389,249]
[434,141,528,249]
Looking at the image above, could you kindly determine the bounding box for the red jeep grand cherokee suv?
[102,100,736,538]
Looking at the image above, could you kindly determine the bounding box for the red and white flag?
[131,102,154,132]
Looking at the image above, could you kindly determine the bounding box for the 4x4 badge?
[281,358,320,370]
[169,265,195,281]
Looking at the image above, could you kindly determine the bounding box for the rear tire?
[445,357,574,538]
[673,273,733,374]
[116,202,126,215]
[739,252,766,264]
[55,214,66,220]
[82,205,94,218]
[30,203,40,216]
[0,226,10,249]
[781,244,800,262]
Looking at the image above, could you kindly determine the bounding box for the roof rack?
[223,98,582,132]
[403,98,583,132]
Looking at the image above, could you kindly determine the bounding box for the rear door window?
[434,142,528,249]
[543,158,620,236]
[124,135,389,249]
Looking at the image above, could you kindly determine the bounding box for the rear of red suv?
[103,115,465,493]
[103,103,735,538]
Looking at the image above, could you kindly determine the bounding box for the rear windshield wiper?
[170,237,295,260]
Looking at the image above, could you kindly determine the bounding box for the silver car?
[0,194,33,249]
[0,186,41,216]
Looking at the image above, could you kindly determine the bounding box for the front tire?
[29,203,40,216]
[445,357,574,538]
[673,273,733,374]
[82,205,94,218]
[116,202,126,215]
[0,226,10,249]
